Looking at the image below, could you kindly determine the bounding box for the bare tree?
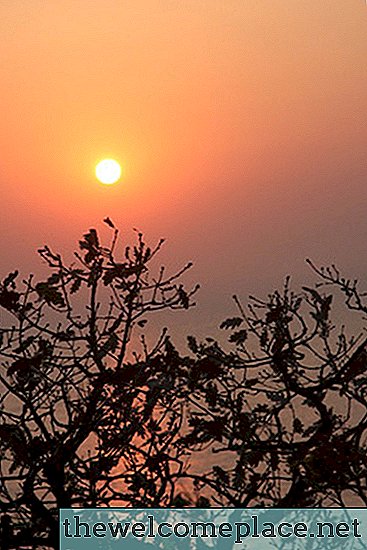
[0,219,198,548]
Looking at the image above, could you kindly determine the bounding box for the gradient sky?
[1,1,367,344]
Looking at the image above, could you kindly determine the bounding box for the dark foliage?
[179,271,367,508]
[0,221,198,548]
[1,223,367,549]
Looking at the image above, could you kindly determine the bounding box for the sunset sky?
[1,1,367,343]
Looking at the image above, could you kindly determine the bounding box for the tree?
[178,265,367,508]
[1,221,367,550]
[0,219,198,548]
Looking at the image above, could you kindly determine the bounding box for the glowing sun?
[95,159,121,184]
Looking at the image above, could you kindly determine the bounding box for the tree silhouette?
[1,222,367,549]
[177,269,367,508]
[0,220,198,548]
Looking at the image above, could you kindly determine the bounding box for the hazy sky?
[1,1,367,342]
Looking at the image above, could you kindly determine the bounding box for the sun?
[95,159,122,184]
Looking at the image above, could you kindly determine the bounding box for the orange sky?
[1,1,367,342]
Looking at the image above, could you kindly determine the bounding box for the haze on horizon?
[1,1,366,344]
